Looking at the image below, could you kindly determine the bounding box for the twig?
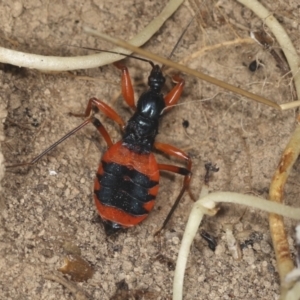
[0,0,184,71]
[84,28,282,110]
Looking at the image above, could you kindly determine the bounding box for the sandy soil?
[0,0,299,299]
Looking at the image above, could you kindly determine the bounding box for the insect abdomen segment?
[94,141,159,227]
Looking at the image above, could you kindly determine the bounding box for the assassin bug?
[7,56,193,235]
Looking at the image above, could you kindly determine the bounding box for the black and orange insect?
[7,59,193,235]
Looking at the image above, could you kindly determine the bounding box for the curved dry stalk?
[269,124,300,294]
[0,0,184,71]
[235,0,300,295]
[172,191,300,300]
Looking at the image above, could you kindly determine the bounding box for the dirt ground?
[0,0,299,299]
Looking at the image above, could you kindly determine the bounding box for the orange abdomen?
[94,141,159,228]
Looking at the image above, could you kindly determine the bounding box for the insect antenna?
[6,118,93,169]
[161,14,196,72]
[69,45,155,68]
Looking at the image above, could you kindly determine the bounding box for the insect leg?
[90,117,113,148]
[155,142,194,233]
[69,97,125,129]
[6,116,114,169]
[164,74,185,109]
[6,118,92,168]
[113,62,136,111]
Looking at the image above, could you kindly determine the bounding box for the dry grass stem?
[0,0,184,71]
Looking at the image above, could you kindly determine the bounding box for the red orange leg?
[164,74,185,110]
[91,117,113,148]
[157,163,190,177]
[6,119,92,168]
[70,97,125,129]
[155,142,192,176]
[114,62,136,110]
[155,142,194,200]
[6,116,115,169]
[155,142,194,233]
